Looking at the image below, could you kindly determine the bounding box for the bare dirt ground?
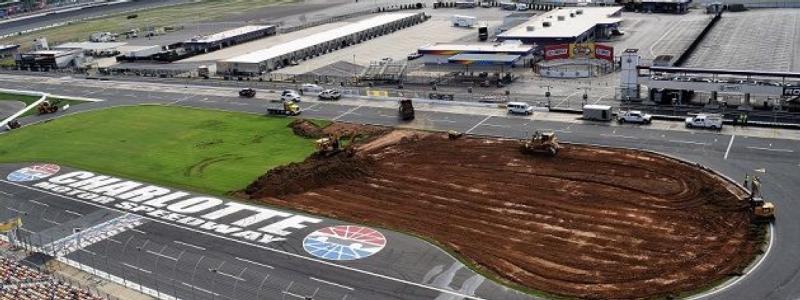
[245,130,763,299]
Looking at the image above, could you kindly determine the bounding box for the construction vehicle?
[746,175,775,222]
[521,131,560,156]
[399,99,415,121]
[239,88,256,98]
[478,23,488,41]
[315,135,341,155]
[4,119,21,131]
[315,134,357,156]
[448,130,464,140]
[266,100,301,116]
[37,100,60,115]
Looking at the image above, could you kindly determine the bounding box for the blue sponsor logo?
[7,164,60,182]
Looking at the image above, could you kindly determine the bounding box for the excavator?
[314,134,357,156]
[521,131,560,156]
[37,100,60,115]
[746,175,775,223]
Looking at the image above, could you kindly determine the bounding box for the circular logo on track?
[303,225,386,261]
[7,164,60,182]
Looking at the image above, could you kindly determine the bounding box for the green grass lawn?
[0,105,315,195]
[5,0,295,49]
[0,92,89,117]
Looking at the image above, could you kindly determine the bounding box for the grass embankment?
[0,92,88,117]
[0,105,316,195]
[3,0,295,49]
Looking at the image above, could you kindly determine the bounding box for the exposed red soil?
[245,133,763,299]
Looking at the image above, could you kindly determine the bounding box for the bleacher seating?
[0,257,103,300]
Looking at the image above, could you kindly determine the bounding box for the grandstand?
[0,257,102,300]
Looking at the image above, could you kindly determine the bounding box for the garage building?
[417,42,535,66]
[496,6,622,46]
[219,13,427,75]
[183,25,277,54]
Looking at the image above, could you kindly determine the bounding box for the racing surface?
[247,132,764,299]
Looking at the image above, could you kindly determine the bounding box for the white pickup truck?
[618,110,652,124]
[685,114,723,130]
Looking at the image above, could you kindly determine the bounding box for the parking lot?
[684,9,800,72]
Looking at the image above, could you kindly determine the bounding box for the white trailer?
[582,104,613,121]
[451,15,476,28]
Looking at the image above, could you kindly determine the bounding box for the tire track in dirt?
[246,134,763,299]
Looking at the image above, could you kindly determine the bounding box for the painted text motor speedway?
[24,170,324,244]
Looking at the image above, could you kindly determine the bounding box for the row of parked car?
[650,75,800,87]
[239,84,342,101]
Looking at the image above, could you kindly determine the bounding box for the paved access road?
[1,74,799,300]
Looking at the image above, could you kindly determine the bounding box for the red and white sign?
[595,44,614,62]
[544,44,570,60]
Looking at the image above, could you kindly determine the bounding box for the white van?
[507,102,534,115]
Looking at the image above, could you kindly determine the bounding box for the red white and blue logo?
[7,164,60,182]
[303,225,386,261]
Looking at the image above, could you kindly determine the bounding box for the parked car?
[685,114,723,130]
[301,83,323,93]
[281,90,302,102]
[507,102,534,115]
[407,52,423,60]
[318,89,341,100]
[618,110,652,124]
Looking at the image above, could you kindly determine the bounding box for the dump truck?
[521,131,560,156]
[399,99,415,121]
[266,100,301,116]
[478,23,488,41]
[239,88,256,98]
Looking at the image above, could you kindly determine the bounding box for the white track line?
[123,263,152,274]
[332,105,362,121]
[64,209,83,217]
[182,282,218,296]
[746,146,794,153]
[466,115,492,134]
[235,257,274,269]
[173,240,206,251]
[29,199,49,207]
[669,139,709,146]
[310,277,354,291]
[147,250,178,261]
[725,135,736,160]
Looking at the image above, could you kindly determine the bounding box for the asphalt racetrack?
[0,74,798,300]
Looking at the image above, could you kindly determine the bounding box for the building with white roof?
[219,13,427,74]
[417,42,535,66]
[183,25,276,54]
[497,6,623,46]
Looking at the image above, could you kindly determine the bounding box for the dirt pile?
[247,133,763,299]
[289,119,390,139]
[289,119,324,138]
[245,152,374,198]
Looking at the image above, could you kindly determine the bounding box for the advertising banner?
[784,87,800,97]
[595,44,614,62]
[544,44,570,60]
[569,43,595,59]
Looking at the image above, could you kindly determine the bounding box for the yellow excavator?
[315,134,356,156]
[521,131,560,156]
[747,175,775,222]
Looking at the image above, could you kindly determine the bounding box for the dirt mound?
[323,122,389,138]
[247,134,763,299]
[245,152,375,198]
[289,119,324,138]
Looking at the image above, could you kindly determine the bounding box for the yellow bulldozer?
[521,131,560,156]
[747,175,775,222]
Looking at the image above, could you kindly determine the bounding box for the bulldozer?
[746,175,775,222]
[447,130,464,140]
[37,100,60,115]
[521,131,560,156]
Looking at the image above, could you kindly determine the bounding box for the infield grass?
[0,105,315,195]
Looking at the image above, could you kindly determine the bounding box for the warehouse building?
[183,25,277,54]
[417,42,535,66]
[219,13,427,75]
[15,49,86,70]
[0,44,19,59]
[496,6,623,46]
[617,0,690,14]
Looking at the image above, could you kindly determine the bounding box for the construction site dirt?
[245,131,764,299]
